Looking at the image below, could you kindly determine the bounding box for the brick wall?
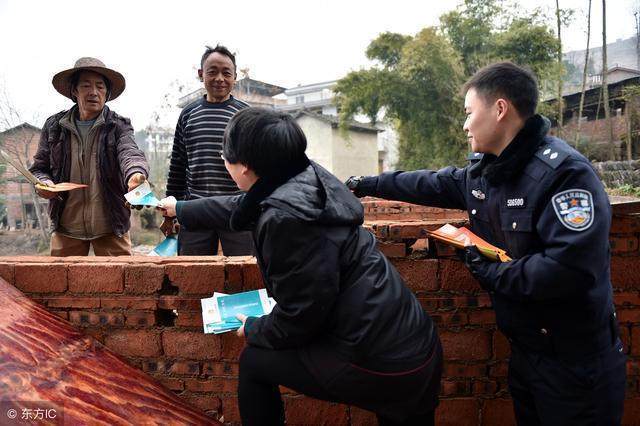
[0,203,638,425]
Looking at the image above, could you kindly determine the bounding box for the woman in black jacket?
[159,107,442,426]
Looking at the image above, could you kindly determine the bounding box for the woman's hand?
[158,196,178,218]
[236,314,247,337]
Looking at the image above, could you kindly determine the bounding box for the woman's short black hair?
[462,61,538,118]
[223,107,307,178]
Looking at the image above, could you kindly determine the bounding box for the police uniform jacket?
[357,114,617,359]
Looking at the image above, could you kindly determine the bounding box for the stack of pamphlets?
[124,181,160,207]
[201,289,276,334]
[427,223,512,262]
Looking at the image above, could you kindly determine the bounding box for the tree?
[576,0,593,148]
[602,0,615,160]
[336,0,558,169]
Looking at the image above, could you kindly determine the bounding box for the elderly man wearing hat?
[29,57,149,256]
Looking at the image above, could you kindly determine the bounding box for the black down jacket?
[177,161,436,370]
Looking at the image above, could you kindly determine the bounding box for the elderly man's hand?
[127,173,146,192]
[158,196,178,218]
[35,180,58,199]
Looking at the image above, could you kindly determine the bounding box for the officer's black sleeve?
[357,167,468,210]
[176,195,243,232]
[245,213,340,350]
[477,162,611,302]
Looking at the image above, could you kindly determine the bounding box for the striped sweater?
[166,95,249,199]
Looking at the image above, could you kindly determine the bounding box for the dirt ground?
[0,231,46,256]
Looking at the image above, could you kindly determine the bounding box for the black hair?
[462,61,539,118]
[223,107,308,179]
[70,70,111,102]
[201,44,237,72]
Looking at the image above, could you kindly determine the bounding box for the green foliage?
[607,184,640,198]
[336,0,559,170]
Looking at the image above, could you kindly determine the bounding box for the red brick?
[377,241,406,258]
[468,309,496,325]
[219,332,246,360]
[69,311,124,327]
[611,257,640,290]
[391,258,439,292]
[47,296,100,308]
[220,396,241,424]
[440,330,491,360]
[101,297,157,310]
[436,398,479,426]
[157,296,201,311]
[621,325,631,354]
[68,264,123,293]
[125,311,156,327]
[444,363,486,378]
[349,407,377,426]
[124,264,164,294]
[242,261,264,290]
[633,326,640,356]
[142,359,170,374]
[442,380,471,396]
[159,377,184,392]
[183,394,221,412]
[623,398,640,426]
[389,222,429,240]
[439,260,479,292]
[170,361,201,375]
[481,398,516,426]
[615,291,640,307]
[431,312,469,326]
[175,311,203,328]
[202,361,238,377]
[489,361,509,378]
[610,214,640,234]
[417,297,439,312]
[283,397,349,425]
[184,378,223,392]
[104,330,162,357]
[0,263,15,285]
[225,261,244,293]
[610,236,640,253]
[162,330,221,360]
[53,311,69,320]
[472,380,499,395]
[618,309,640,323]
[493,331,511,360]
[627,360,640,377]
[221,376,239,393]
[165,263,225,295]
[14,263,67,293]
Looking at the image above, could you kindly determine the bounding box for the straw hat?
[52,57,126,101]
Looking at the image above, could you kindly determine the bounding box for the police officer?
[346,62,626,425]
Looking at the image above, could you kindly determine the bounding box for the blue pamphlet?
[201,289,276,334]
[149,235,178,256]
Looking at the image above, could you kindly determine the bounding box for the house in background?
[0,123,48,230]
[293,110,380,181]
[276,80,398,172]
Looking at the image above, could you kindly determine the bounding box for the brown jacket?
[30,106,149,237]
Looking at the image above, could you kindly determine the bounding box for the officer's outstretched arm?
[352,167,468,210]
[472,163,610,302]
[176,194,244,232]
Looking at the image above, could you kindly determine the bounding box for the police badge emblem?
[551,189,594,231]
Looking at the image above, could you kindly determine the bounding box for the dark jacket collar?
[469,114,550,185]
[230,155,311,231]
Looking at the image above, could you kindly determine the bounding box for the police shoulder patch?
[551,189,594,231]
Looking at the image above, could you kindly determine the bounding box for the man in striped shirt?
[163,45,253,255]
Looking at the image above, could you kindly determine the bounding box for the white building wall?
[330,128,379,181]
[295,115,334,172]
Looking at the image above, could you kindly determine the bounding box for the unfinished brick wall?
[0,202,639,425]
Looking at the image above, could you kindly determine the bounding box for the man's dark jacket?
[177,161,436,374]
[29,106,149,236]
